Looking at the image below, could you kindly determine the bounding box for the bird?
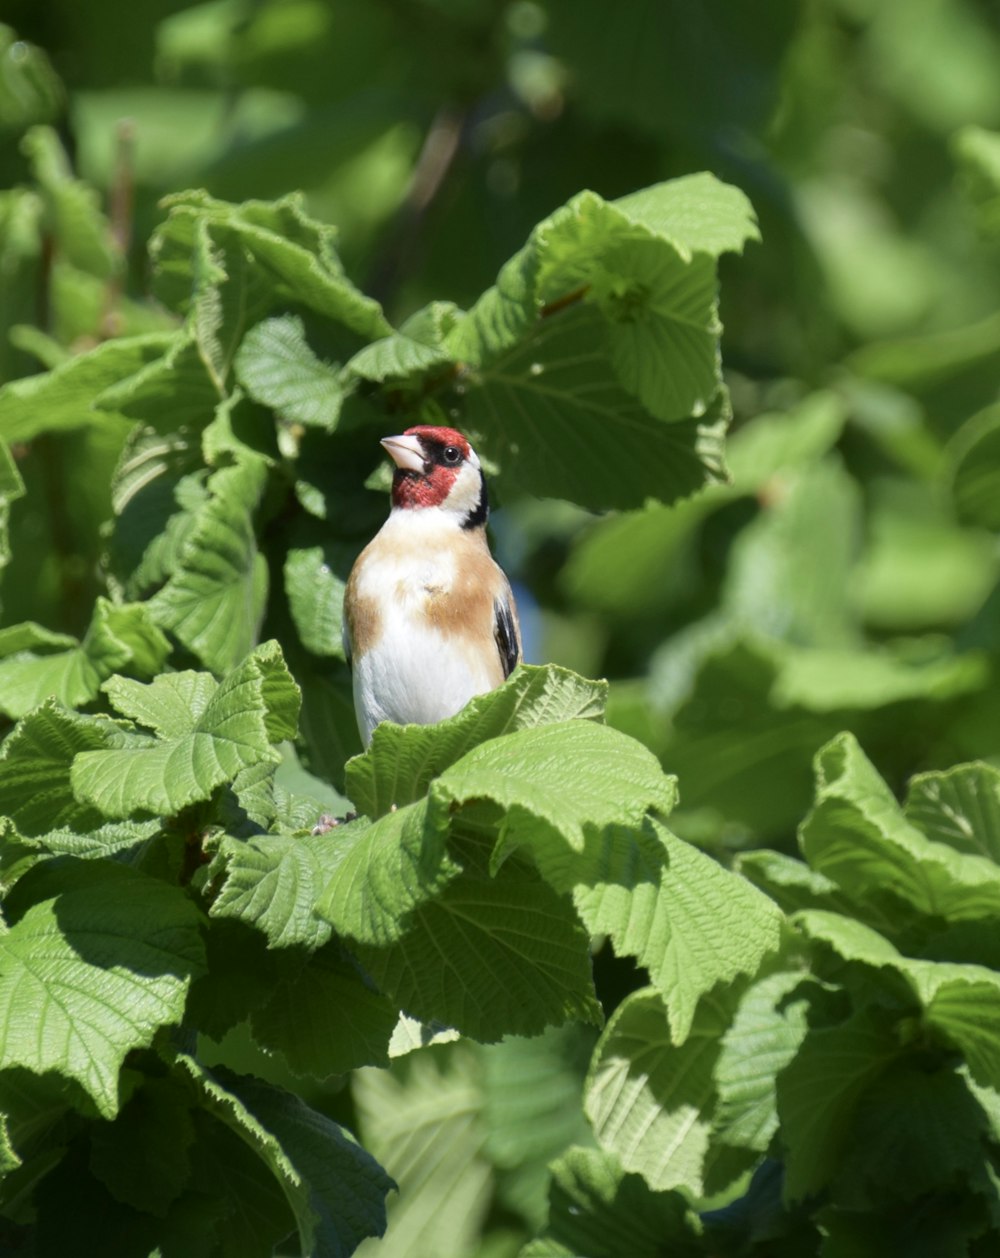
[343,425,521,747]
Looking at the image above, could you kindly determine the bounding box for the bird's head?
[381,425,488,528]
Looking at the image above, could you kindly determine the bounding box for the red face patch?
[391,463,460,510]
[391,425,472,511]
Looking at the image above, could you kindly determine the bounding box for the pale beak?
[380,434,426,474]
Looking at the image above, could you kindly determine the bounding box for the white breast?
[348,511,502,745]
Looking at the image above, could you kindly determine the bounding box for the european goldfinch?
[343,425,521,746]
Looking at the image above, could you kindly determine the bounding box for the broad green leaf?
[575,820,783,1043]
[777,1004,903,1200]
[714,972,822,1153]
[147,457,269,675]
[0,600,169,719]
[94,333,221,433]
[71,642,300,819]
[88,1075,196,1216]
[22,126,116,279]
[105,422,207,600]
[584,987,745,1196]
[905,761,1000,861]
[725,391,847,491]
[40,817,160,860]
[795,910,1000,1091]
[188,1111,295,1258]
[0,332,176,442]
[431,720,676,879]
[773,641,986,711]
[151,191,390,338]
[735,849,859,919]
[283,539,354,660]
[180,1057,393,1257]
[0,867,205,1118]
[461,303,729,511]
[251,943,397,1077]
[536,194,721,422]
[613,172,760,256]
[190,218,276,393]
[834,1063,998,1206]
[525,1145,704,1258]
[0,701,109,837]
[209,832,336,950]
[352,1046,490,1258]
[317,800,456,946]
[954,124,1000,237]
[948,402,1000,530]
[346,301,461,382]
[482,1025,595,1228]
[357,848,600,1041]
[235,315,343,429]
[346,664,607,819]
[723,459,861,649]
[800,733,1000,923]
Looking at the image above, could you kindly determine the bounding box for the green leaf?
[146,457,270,675]
[283,538,354,659]
[835,1063,999,1205]
[537,194,721,422]
[71,642,300,819]
[794,908,1000,1092]
[0,866,205,1118]
[88,1075,196,1216]
[352,1045,491,1258]
[613,172,760,256]
[584,987,745,1196]
[954,124,1000,237]
[799,733,1000,923]
[714,972,821,1154]
[527,1145,704,1258]
[481,1025,595,1228]
[105,422,206,600]
[95,333,221,433]
[905,761,1000,861]
[250,943,397,1077]
[0,701,109,837]
[0,600,170,720]
[575,820,783,1044]
[462,304,729,510]
[235,315,344,429]
[211,830,337,946]
[346,301,461,382]
[0,333,175,442]
[357,846,600,1041]
[947,402,1000,530]
[346,664,607,819]
[777,1004,903,1200]
[722,458,861,649]
[180,1057,393,1257]
[151,191,390,338]
[431,720,676,879]
[0,439,25,578]
[317,802,456,947]
[22,126,116,279]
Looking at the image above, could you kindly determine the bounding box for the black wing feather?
[493,594,520,679]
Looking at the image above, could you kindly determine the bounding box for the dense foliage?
[1,1,1000,1254]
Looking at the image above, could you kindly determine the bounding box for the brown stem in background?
[366,106,466,309]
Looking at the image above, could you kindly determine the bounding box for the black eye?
[443,446,461,464]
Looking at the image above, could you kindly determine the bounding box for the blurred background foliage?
[3,0,1000,848]
[3,0,1000,1251]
